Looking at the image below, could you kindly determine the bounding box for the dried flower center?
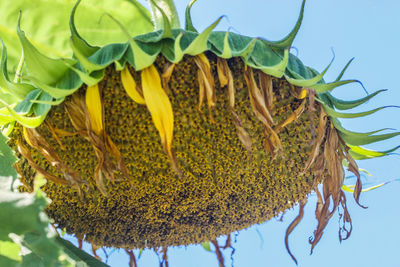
[13,55,318,249]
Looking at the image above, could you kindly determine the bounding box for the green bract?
[0,0,397,152]
[0,0,399,266]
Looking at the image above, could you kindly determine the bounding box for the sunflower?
[0,0,399,266]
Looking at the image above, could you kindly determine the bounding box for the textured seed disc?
[14,55,316,249]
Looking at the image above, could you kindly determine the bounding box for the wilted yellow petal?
[161,63,175,95]
[121,67,145,104]
[217,58,235,108]
[197,69,206,110]
[197,53,210,68]
[85,84,103,135]
[217,58,228,88]
[194,54,216,109]
[298,88,308,99]
[22,126,33,147]
[141,65,174,156]
[275,98,306,133]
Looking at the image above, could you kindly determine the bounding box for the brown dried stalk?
[125,249,138,267]
[211,239,225,267]
[285,199,306,265]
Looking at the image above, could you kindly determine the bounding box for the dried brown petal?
[17,140,69,185]
[342,141,366,208]
[231,110,253,153]
[65,91,129,194]
[24,127,84,185]
[285,199,306,265]
[303,107,327,173]
[91,244,101,261]
[244,66,281,153]
[217,58,254,153]
[338,191,352,242]
[244,67,274,125]
[258,71,274,111]
[45,121,65,150]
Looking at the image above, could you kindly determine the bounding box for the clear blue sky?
[69,0,400,266]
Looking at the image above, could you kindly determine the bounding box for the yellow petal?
[141,65,174,155]
[298,88,308,99]
[85,84,103,135]
[121,67,146,104]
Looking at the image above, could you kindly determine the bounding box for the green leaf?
[332,118,400,146]
[326,89,387,110]
[161,31,184,62]
[0,132,18,189]
[183,17,223,55]
[30,96,65,106]
[269,0,305,48]
[0,133,109,266]
[149,0,173,39]
[0,108,16,127]
[201,242,212,252]
[318,99,399,119]
[246,43,289,77]
[55,237,109,267]
[4,104,47,128]
[17,12,76,85]
[285,53,331,87]
[224,33,255,57]
[348,144,400,160]
[311,79,359,94]
[88,43,129,67]
[27,70,82,99]
[0,241,21,265]
[0,0,153,68]
[207,31,226,56]
[148,0,180,30]
[138,248,144,259]
[69,0,99,57]
[63,62,104,86]
[335,57,354,81]
[0,39,34,100]
[342,179,400,193]
[185,0,197,32]
[185,0,198,32]
[32,91,53,116]
[68,0,101,74]
[105,15,161,70]
[13,88,41,115]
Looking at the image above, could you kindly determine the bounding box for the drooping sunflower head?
[1,0,399,265]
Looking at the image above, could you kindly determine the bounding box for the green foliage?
[0,133,109,266]
[0,0,153,69]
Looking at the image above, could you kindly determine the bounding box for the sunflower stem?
[148,0,180,30]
